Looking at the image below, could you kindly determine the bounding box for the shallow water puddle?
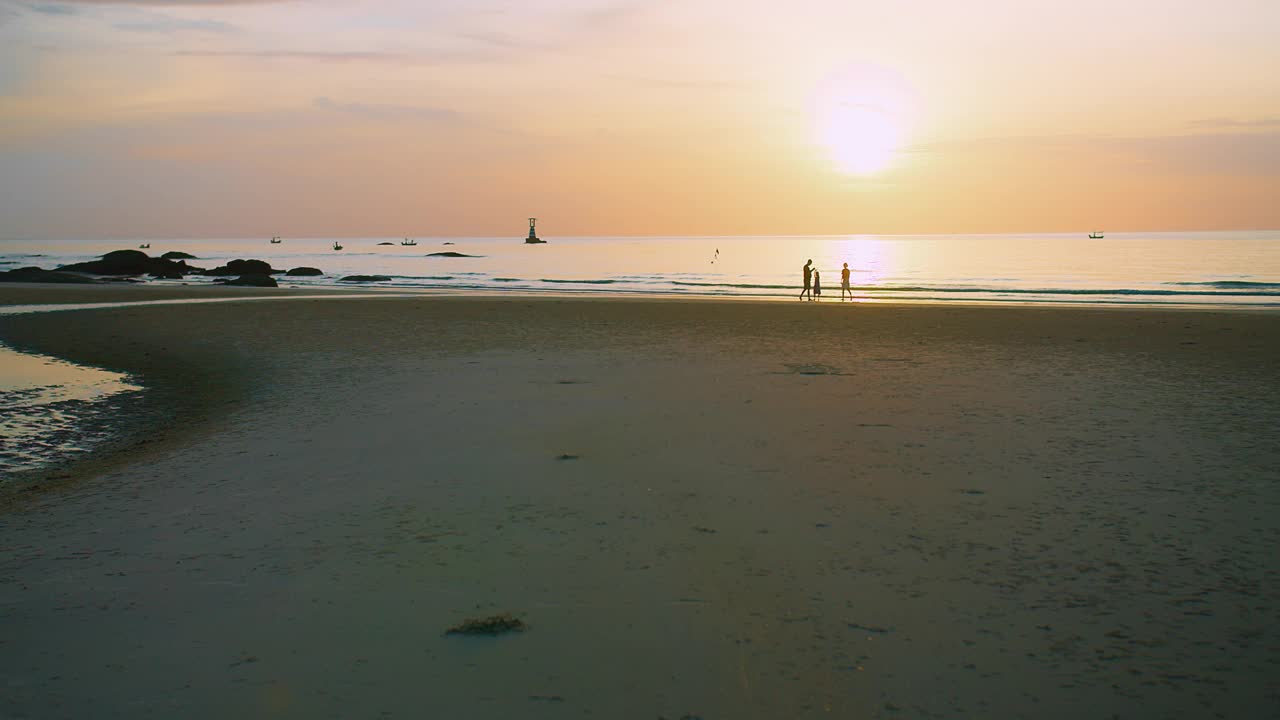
[0,294,421,477]
[0,343,141,477]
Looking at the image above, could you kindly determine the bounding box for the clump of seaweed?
[446,613,527,636]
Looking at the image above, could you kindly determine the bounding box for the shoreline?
[5,279,1280,312]
[2,286,1278,505]
[1,286,1278,717]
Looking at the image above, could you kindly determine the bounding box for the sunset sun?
[818,103,902,175]
[813,64,916,176]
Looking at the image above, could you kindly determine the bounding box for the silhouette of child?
[813,269,821,301]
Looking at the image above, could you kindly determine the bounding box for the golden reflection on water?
[0,345,136,396]
[831,235,893,288]
[0,344,141,475]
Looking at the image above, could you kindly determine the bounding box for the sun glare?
[813,64,917,176]
[819,105,902,175]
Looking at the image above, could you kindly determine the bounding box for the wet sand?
[1,286,1278,719]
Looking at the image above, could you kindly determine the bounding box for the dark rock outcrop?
[160,251,198,260]
[339,275,391,283]
[0,267,97,284]
[427,252,478,258]
[202,258,281,276]
[219,274,278,287]
[286,267,323,277]
[57,249,203,277]
[445,614,526,636]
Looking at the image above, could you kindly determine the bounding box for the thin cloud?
[173,47,496,65]
[454,30,545,51]
[312,97,461,124]
[904,133,1090,153]
[115,16,235,32]
[907,131,1280,177]
[1189,116,1280,129]
[577,0,661,31]
[607,74,748,91]
[27,4,83,15]
[1123,131,1280,176]
[41,0,293,5]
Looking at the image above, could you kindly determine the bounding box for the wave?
[371,275,455,281]
[672,281,792,290]
[1167,281,1280,289]
[372,274,1280,298]
[670,280,1280,297]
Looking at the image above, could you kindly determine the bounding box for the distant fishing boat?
[333,241,343,251]
[270,236,282,244]
[401,238,417,246]
[1088,231,1104,239]
[139,243,150,249]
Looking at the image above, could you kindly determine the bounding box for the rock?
[0,267,97,284]
[445,614,526,636]
[160,251,198,260]
[339,275,392,283]
[376,242,395,246]
[202,258,281,276]
[224,274,278,287]
[57,249,202,277]
[427,252,478,258]
[286,266,323,276]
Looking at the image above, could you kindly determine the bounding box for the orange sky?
[1,0,1277,238]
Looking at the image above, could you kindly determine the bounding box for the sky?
[1,0,1278,239]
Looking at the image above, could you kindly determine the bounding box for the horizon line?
[3,228,1279,243]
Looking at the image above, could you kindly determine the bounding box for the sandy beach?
[1,285,1278,719]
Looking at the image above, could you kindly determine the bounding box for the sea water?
[2,231,1279,307]
[0,342,141,478]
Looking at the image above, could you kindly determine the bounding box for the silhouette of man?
[841,262,852,301]
[800,259,813,301]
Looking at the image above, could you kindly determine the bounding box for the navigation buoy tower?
[525,217,546,244]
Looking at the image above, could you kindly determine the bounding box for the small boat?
[270,236,282,244]
[139,243,151,249]
[1088,231,1104,239]
[333,242,344,251]
[401,238,417,246]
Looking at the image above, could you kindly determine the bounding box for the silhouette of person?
[841,262,852,301]
[800,259,813,301]
[813,269,822,301]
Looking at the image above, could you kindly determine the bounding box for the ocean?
[3,230,1280,307]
